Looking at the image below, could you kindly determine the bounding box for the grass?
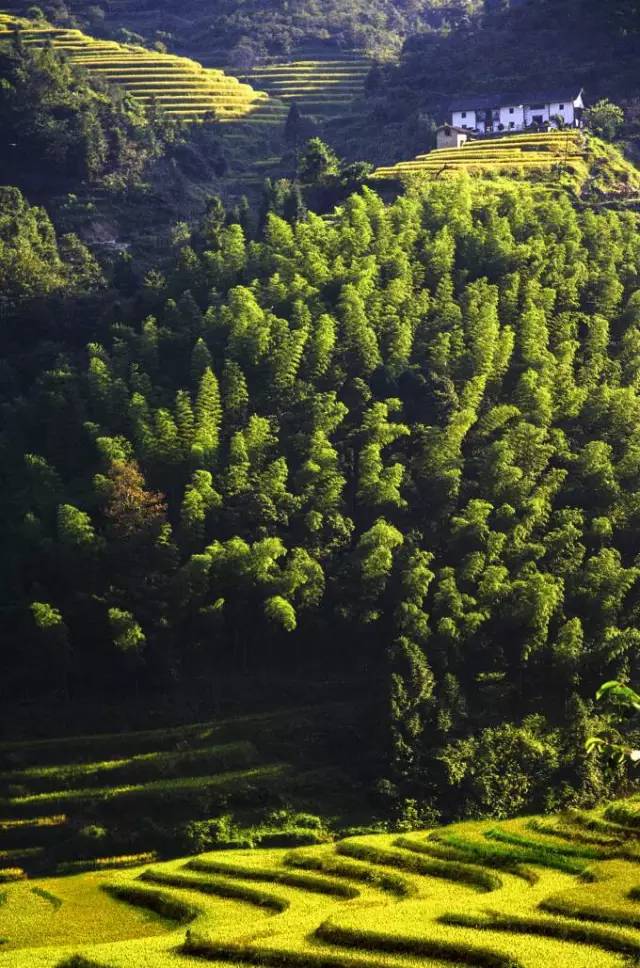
[371,131,589,189]
[371,131,640,197]
[0,701,365,878]
[139,868,289,911]
[283,850,416,896]
[396,832,538,883]
[540,860,640,929]
[186,857,359,897]
[442,909,640,955]
[56,854,157,876]
[336,836,504,891]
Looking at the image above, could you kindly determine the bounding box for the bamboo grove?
[2,173,640,818]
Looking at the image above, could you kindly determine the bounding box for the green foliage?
[63,0,483,61]
[2,160,640,821]
[0,186,102,299]
[584,100,626,141]
[0,42,172,191]
[586,681,640,765]
[299,138,340,184]
[107,608,146,654]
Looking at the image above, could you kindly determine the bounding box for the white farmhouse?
[450,88,584,135]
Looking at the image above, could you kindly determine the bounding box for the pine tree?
[222,360,249,428]
[193,367,222,465]
[190,337,213,388]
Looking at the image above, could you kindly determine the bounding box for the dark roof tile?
[449,89,583,112]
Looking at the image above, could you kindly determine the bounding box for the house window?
[509,121,515,129]
[559,103,565,110]
[509,107,514,114]
[461,111,467,118]
[529,104,545,111]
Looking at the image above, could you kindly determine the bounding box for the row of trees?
[2,168,640,817]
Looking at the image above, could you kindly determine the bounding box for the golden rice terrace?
[372,131,588,181]
[235,50,373,123]
[4,716,640,966]
[0,13,268,122]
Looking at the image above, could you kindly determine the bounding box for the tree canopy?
[2,168,640,817]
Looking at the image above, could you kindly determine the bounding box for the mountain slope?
[0,14,268,122]
[0,0,486,62]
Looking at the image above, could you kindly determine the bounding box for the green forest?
[4,167,640,820]
[23,0,485,62]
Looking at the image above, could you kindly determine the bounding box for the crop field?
[372,131,591,186]
[235,50,373,123]
[2,798,640,966]
[0,13,268,122]
[0,704,362,878]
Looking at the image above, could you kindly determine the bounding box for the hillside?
[2,0,640,893]
[369,0,640,162]
[3,154,640,819]
[371,130,640,199]
[233,50,373,126]
[0,0,485,62]
[0,14,267,123]
[0,14,294,252]
[4,799,640,965]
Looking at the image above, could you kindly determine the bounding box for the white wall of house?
[548,101,575,125]
[452,109,477,130]
[451,94,582,133]
[498,104,525,131]
[524,102,550,126]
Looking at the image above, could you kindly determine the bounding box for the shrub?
[256,829,328,847]
[0,867,25,882]
[437,719,558,819]
[56,957,110,968]
[179,814,255,852]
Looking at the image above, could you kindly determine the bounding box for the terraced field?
[0,704,359,879]
[372,131,590,185]
[234,50,373,123]
[0,13,268,122]
[3,799,640,966]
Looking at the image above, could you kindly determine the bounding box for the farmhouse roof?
[436,124,472,135]
[449,88,583,112]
